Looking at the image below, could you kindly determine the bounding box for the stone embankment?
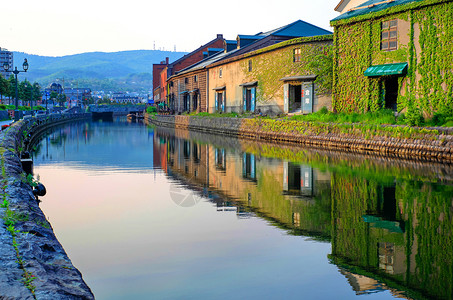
[0,113,94,299]
[146,114,453,163]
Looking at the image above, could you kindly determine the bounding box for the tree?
[7,76,16,104]
[19,80,32,106]
[98,96,111,105]
[0,76,9,103]
[50,91,58,105]
[57,93,66,106]
[32,82,41,105]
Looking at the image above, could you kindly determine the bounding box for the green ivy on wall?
[239,35,333,105]
[332,1,453,117]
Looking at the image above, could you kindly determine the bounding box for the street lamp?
[3,58,29,121]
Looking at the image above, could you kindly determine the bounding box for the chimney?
[217,34,223,39]
[166,57,169,64]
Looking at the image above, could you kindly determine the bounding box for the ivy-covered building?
[208,34,333,115]
[331,0,453,118]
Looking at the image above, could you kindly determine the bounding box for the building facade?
[334,0,368,13]
[166,48,231,113]
[208,35,333,115]
[331,0,453,118]
[152,57,169,104]
[156,35,225,109]
[164,20,332,115]
[0,48,13,79]
[112,92,142,104]
[64,88,92,106]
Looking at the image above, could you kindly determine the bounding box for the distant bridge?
[88,105,145,120]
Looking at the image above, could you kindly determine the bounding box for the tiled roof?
[260,20,332,37]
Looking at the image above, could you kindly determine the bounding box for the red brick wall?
[172,36,224,73]
[152,64,166,92]
[160,68,168,102]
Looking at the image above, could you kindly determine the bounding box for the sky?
[1,0,340,57]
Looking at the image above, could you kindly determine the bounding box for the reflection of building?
[284,162,314,197]
[155,126,453,299]
[156,127,332,238]
[153,131,167,172]
[330,172,453,299]
[340,269,386,295]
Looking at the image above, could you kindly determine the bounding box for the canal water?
[32,118,453,300]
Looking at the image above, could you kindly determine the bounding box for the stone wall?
[0,114,94,299]
[0,110,9,121]
[146,114,453,163]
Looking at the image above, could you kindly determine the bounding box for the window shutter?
[215,92,218,111]
[243,88,247,112]
[283,84,289,113]
[251,87,256,112]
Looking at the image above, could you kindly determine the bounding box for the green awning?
[364,63,408,77]
[362,215,404,233]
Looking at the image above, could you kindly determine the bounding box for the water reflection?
[34,118,155,173]
[32,119,453,299]
[155,126,453,300]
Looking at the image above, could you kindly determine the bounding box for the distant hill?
[13,50,186,93]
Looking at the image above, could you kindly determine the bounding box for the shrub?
[18,106,31,111]
[146,106,157,113]
[404,105,424,126]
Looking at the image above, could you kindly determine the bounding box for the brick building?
[152,57,169,104]
[156,34,225,110]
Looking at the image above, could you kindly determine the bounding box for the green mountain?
[13,50,186,92]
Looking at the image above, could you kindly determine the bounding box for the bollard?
[33,183,46,197]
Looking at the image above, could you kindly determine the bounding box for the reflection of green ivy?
[332,1,453,117]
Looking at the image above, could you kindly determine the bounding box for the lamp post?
[3,59,29,121]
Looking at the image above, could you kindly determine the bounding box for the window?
[242,153,256,180]
[381,19,397,51]
[248,60,252,72]
[194,75,198,82]
[219,68,223,78]
[184,77,189,84]
[215,148,226,171]
[293,48,301,62]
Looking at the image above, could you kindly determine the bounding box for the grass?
[290,107,453,127]
[290,108,399,125]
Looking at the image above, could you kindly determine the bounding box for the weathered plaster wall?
[208,36,333,115]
